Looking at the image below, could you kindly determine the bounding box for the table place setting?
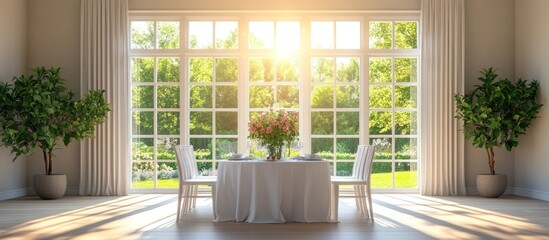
[291,154,323,161]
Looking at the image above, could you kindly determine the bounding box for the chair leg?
[353,185,361,213]
[366,184,374,221]
[353,185,364,214]
[177,184,183,221]
[183,185,191,214]
[192,185,198,208]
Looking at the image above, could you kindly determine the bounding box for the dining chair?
[174,145,217,221]
[331,145,376,221]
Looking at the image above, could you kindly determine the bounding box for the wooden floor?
[1,194,549,240]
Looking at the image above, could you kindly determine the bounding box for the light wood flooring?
[1,194,549,239]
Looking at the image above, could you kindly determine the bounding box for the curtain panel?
[420,0,466,195]
[80,0,129,195]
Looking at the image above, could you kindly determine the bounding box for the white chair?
[331,145,376,221]
[174,145,217,221]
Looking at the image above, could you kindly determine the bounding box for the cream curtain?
[420,0,466,195]
[80,0,129,195]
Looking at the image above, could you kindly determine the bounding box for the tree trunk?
[486,147,495,175]
[47,149,53,175]
[42,150,49,175]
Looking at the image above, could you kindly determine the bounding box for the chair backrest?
[174,145,199,180]
[351,145,376,181]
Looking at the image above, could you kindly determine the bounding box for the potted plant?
[0,67,110,199]
[455,68,542,198]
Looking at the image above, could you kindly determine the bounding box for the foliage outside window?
[129,14,419,191]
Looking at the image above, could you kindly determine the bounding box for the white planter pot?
[33,174,67,200]
[476,174,507,198]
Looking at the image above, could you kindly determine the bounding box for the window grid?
[129,13,420,193]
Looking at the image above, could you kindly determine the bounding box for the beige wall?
[514,0,549,195]
[27,0,81,194]
[464,0,516,191]
[0,0,28,199]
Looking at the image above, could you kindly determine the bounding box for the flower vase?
[266,144,284,160]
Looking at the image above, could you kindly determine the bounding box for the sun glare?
[276,21,300,57]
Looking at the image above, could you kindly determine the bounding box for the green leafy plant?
[455,68,542,175]
[0,67,110,175]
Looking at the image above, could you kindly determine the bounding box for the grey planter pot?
[33,174,67,200]
[476,174,507,198]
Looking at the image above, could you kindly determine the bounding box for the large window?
[129,12,420,192]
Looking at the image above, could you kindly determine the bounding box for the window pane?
[336,138,359,160]
[190,138,213,160]
[216,86,238,108]
[371,162,393,188]
[131,57,154,82]
[395,162,418,188]
[249,86,274,108]
[369,111,392,135]
[157,138,180,160]
[132,111,154,135]
[132,138,154,160]
[131,21,154,49]
[158,86,179,108]
[370,138,392,160]
[132,163,154,187]
[311,86,334,108]
[249,58,274,82]
[157,162,178,188]
[311,112,334,135]
[132,86,154,108]
[189,21,213,49]
[336,57,359,83]
[157,112,180,135]
[190,111,212,134]
[336,21,360,49]
[157,57,180,82]
[190,86,212,108]
[369,21,392,49]
[336,162,353,176]
[215,21,238,49]
[395,21,418,49]
[311,57,334,82]
[312,138,334,159]
[249,21,274,49]
[216,138,238,158]
[369,85,392,108]
[369,57,392,83]
[157,21,180,49]
[276,21,300,53]
[395,58,418,82]
[216,112,238,135]
[395,86,417,108]
[336,86,359,108]
[216,58,238,82]
[395,111,417,135]
[132,161,154,188]
[277,85,299,108]
[396,138,417,160]
[277,58,299,82]
[189,58,213,82]
[311,21,334,49]
[336,112,359,135]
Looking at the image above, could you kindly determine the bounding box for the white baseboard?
[512,187,549,201]
[0,188,27,201]
[27,187,80,196]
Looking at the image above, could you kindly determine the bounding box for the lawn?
[132,172,418,189]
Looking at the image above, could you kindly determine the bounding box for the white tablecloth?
[214,159,332,223]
